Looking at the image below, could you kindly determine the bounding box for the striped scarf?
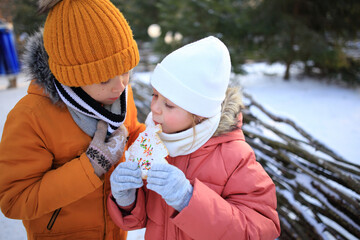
[53,80,127,134]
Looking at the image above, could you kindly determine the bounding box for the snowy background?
[0,62,359,239]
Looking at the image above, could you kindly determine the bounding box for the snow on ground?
[0,62,359,239]
[239,62,360,164]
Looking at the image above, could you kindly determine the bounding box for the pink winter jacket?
[107,113,281,240]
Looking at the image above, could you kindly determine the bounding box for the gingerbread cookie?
[125,124,168,179]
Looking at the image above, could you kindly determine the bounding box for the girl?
[108,36,281,239]
[0,0,145,239]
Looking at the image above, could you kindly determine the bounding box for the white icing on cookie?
[125,124,168,179]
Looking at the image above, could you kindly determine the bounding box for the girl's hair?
[187,114,203,149]
[190,115,202,141]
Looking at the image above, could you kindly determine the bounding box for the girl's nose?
[151,100,161,115]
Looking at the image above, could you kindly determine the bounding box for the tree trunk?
[7,76,17,89]
[284,61,291,80]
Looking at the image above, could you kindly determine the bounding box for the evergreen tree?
[12,0,46,35]
[151,0,359,83]
[0,0,16,22]
[155,0,251,73]
[9,0,359,83]
[111,0,159,41]
[244,0,360,82]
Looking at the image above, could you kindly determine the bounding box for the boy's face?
[81,72,129,105]
[151,88,193,134]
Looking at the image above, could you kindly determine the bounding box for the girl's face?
[151,88,194,134]
[81,72,129,105]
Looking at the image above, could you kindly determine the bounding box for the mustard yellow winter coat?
[0,81,145,240]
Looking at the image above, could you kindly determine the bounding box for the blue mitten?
[110,161,143,207]
[147,163,193,212]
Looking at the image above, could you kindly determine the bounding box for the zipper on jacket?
[103,178,107,240]
[47,208,62,230]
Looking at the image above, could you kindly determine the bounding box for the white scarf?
[145,112,221,157]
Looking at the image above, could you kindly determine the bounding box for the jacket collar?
[192,113,245,157]
[167,112,245,160]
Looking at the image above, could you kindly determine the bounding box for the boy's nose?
[112,75,126,93]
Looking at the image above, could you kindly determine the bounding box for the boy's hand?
[110,161,143,207]
[87,121,128,177]
[147,163,193,212]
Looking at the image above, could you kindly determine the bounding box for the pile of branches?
[242,93,360,240]
[131,78,360,240]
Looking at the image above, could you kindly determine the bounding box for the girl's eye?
[165,103,174,109]
[152,93,158,98]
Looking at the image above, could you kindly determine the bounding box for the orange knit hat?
[42,0,139,86]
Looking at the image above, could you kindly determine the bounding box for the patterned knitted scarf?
[53,80,127,134]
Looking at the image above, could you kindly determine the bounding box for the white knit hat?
[150,36,231,118]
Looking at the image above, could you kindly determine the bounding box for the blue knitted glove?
[110,161,143,207]
[147,163,193,212]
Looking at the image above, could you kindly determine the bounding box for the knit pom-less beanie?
[43,0,139,87]
[151,36,231,118]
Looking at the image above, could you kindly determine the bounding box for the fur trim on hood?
[214,87,244,137]
[22,29,61,104]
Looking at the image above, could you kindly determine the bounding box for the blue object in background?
[0,22,20,75]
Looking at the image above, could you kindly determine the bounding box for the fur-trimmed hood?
[213,87,244,137]
[22,29,61,104]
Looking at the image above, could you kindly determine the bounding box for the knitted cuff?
[113,189,137,207]
[87,146,111,177]
[172,185,193,212]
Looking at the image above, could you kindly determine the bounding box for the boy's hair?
[39,0,139,87]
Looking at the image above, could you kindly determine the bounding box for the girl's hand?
[110,161,143,207]
[147,163,193,212]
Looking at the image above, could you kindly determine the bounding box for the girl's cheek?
[164,114,180,128]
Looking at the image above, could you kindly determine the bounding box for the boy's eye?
[152,93,158,98]
[101,79,110,85]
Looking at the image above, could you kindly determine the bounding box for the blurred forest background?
[1,0,360,85]
[1,1,360,239]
